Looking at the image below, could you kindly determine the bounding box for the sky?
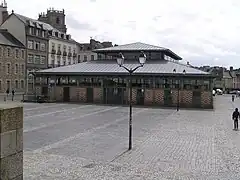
[6,0,240,68]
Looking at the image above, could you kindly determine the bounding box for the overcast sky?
[7,0,240,68]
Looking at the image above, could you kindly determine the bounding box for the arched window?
[56,17,60,24]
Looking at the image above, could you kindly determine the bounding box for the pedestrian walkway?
[23,96,240,179]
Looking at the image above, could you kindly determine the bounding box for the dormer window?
[55,32,58,37]
[66,35,69,40]
[61,34,64,39]
[48,30,53,36]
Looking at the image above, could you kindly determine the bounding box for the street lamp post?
[173,69,186,111]
[117,51,146,150]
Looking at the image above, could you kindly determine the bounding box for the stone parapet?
[0,104,23,180]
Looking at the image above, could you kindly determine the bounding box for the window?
[68,46,71,52]
[21,64,24,74]
[34,55,40,64]
[28,40,33,49]
[56,17,60,24]
[83,55,87,62]
[63,45,66,51]
[15,49,19,58]
[0,80,1,90]
[40,56,46,64]
[21,80,24,89]
[7,80,10,89]
[36,29,41,36]
[15,80,18,89]
[58,44,61,50]
[52,43,55,49]
[21,50,24,59]
[7,48,10,57]
[15,64,18,74]
[91,55,94,61]
[6,63,10,74]
[68,57,71,65]
[29,27,32,34]
[35,42,40,50]
[40,43,46,51]
[28,54,33,63]
[41,31,45,38]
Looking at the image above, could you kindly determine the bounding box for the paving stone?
[23,96,240,179]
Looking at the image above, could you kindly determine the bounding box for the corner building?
[35,42,214,109]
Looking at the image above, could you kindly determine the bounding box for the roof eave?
[35,71,212,77]
[164,49,182,60]
[93,49,182,60]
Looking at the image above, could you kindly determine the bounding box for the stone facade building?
[0,29,25,93]
[0,12,49,92]
[0,9,79,93]
[35,42,214,109]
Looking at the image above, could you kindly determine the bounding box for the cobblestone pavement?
[23,96,240,179]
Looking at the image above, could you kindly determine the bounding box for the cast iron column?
[129,70,133,150]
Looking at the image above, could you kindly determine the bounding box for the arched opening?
[56,17,60,24]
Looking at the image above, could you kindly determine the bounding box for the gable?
[0,14,26,45]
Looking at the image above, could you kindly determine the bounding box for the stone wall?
[0,104,23,180]
[42,85,213,109]
[154,89,164,105]
[144,89,154,105]
[201,91,213,108]
[93,87,102,103]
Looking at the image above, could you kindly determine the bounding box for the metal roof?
[92,42,182,60]
[93,42,167,51]
[37,60,210,76]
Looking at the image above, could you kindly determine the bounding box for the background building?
[0,29,25,93]
[48,30,77,68]
[77,38,113,62]
[38,8,67,33]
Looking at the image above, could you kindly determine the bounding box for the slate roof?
[0,29,25,48]
[37,60,210,76]
[223,71,232,79]
[14,13,58,32]
[93,42,182,60]
[13,13,75,42]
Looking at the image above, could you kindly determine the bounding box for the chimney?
[230,66,233,71]
[187,61,190,65]
[2,10,8,23]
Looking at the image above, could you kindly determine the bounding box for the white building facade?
[48,31,77,68]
